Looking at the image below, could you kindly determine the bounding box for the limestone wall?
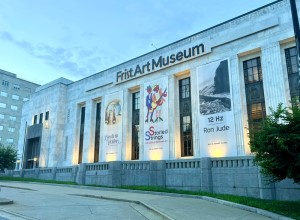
[8,156,300,201]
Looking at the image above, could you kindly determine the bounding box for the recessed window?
[179,77,193,157]
[39,113,43,124]
[285,47,300,100]
[45,111,49,120]
[243,57,266,128]
[9,116,16,121]
[33,115,38,124]
[8,127,15,132]
[0,103,6,108]
[0,114,4,119]
[13,84,20,90]
[243,57,262,84]
[6,138,13,144]
[2,80,9,87]
[0,92,8,97]
[12,95,19,100]
[132,92,140,160]
[11,105,18,111]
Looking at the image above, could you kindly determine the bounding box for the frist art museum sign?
[116,42,210,83]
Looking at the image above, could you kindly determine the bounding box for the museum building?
[17,0,299,169]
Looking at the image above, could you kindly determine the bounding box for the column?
[230,55,249,155]
[261,42,289,112]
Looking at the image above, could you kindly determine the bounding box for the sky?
[0,0,275,85]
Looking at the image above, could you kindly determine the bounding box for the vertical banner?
[103,91,123,161]
[197,59,237,157]
[144,77,169,160]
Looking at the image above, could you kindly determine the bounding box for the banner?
[102,91,123,161]
[143,78,169,160]
[197,59,237,157]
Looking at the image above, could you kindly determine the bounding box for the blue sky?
[0,0,275,85]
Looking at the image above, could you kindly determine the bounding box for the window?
[67,109,70,123]
[33,115,38,124]
[13,84,20,90]
[39,113,43,124]
[6,138,13,144]
[179,78,193,157]
[2,80,9,87]
[45,111,49,120]
[9,116,16,121]
[0,114,4,119]
[0,126,3,130]
[285,47,300,100]
[132,92,140,160]
[23,97,29,102]
[11,105,18,111]
[8,127,15,132]
[243,57,266,128]
[0,92,8,97]
[0,103,6,108]
[243,57,262,84]
[78,106,85,164]
[12,95,19,100]
[94,103,101,162]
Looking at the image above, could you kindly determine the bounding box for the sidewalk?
[0,181,290,220]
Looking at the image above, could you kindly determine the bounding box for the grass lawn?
[1,176,299,219]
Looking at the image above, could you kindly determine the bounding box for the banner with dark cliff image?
[197,59,237,157]
[143,77,169,160]
[102,91,123,161]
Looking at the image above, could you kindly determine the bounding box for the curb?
[0,198,13,205]
[69,194,174,220]
[0,208,37,220]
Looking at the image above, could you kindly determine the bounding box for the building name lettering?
[116,43,205,83]
[203,125,229,133]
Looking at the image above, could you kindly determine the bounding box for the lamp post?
[289,0,300,101]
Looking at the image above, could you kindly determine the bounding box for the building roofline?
[0,69,40,86]
[71,0,283,85]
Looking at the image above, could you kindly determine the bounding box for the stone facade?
[16,0,299,170]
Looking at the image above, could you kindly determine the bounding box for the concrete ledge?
[0,198,13,205]
[69,194,174,220]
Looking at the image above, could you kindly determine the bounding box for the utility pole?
[289,0,300,101]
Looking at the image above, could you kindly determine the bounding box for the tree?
[249,101,300,183]
[0,143,17,172]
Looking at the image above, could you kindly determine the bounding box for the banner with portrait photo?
[143,77,169,160]
[102,91,123,161]
[197,59,237,157]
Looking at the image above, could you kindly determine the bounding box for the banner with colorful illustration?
[143,78,169,160]
[197,59,237,157]
[102,91,123,161]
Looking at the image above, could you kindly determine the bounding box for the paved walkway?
[0,181,284,220]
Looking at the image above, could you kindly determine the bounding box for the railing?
[166,159,201,169]
[211,157,256,168]
[39,168,52,174]
[56,167,73,173]
[86,163,109,171]
[122,161,150,170]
